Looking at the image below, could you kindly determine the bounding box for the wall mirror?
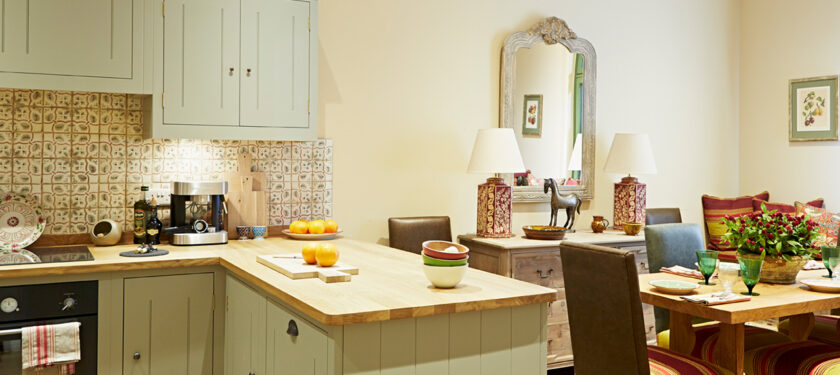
[500,17,596,202]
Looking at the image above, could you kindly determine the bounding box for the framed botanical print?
[522,94,542,137]
[789,75,838,142]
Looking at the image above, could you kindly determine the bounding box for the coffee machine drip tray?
[171,231,229,246]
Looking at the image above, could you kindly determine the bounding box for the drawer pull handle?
[228,67,234,75]
[287,319,299,337]
[640,262,648,270]
[249,373,255,375]
[246,68,252,76]
[133,352,141,360]
[536,268,553,278]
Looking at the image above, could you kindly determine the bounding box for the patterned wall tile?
[0,89,333,235]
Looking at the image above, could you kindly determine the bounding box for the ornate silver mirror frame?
[500,17,596,202]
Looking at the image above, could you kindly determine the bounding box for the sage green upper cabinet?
[123,273,215,375]
[240,0,310,128]
[0,0,151,93]
[148,0,318,141]
[162,0,240,126]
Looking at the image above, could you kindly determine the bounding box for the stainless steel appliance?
[166,181,228,245]
[0,281,97,374]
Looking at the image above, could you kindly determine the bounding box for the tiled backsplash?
[0,89,332,235]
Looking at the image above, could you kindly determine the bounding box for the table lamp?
[566,133,583,185]
[603,133,657,227]
[467,128,526,238]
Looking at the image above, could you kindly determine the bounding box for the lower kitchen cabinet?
[226,275,329,375]
[123,273,216,375]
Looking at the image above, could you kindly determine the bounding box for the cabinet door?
[225,276,266,375]
[123,273,215,375]
[0,0,133,78]
[266,300,327,375]
[240,0,310,128]
[163,0,240,126]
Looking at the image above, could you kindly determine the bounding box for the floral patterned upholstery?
[795,202,840,248]
[648,345,732,375]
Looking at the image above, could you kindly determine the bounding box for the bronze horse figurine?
[544,178,582,230]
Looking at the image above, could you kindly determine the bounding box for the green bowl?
[422,254,469,267]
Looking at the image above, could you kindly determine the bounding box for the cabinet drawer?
[547,323,573,365]
[548,289,568,325]
[266,299,328,374]
[643,303,656,342]
[512,252,563,288]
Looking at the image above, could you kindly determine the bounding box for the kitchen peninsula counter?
[0,237,555,326]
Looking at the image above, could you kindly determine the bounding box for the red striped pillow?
[702,191,769,251]
[752,198,824,213]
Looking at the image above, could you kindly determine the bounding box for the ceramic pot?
[756,254,809,284]
[251,226,267,240]
[622,222,643,236]
[591,216,610,233]
[236,225,251,240]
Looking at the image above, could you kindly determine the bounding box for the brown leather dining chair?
[645,208,683,225]
[560,242,728,374]
[388,216,452,254]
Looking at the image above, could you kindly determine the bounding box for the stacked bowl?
[422,240,469,288]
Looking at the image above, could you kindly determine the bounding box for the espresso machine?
[166,181,228,245]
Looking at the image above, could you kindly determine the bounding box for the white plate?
[281,229,343,240]
[0,194,46,250]
[800,279,840,293]
[649,280,701,295]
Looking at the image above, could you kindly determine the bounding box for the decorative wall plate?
[0,194,46,250]
[0,249,41,265]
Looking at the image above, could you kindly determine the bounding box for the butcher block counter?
[1,237,555,374]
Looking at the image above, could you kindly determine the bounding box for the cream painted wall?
[318,0,741,243]
[740,0,840,208]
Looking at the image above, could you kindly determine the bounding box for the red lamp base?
[613,176,646,227]
[477,177,514,238]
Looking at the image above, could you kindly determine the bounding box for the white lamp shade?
[603,133,657,175]
[567,133,583,171]
[467,128,526,174]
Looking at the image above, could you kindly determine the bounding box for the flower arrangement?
[721,203,819,261]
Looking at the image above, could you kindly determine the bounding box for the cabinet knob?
[536,268,553,278]
[286,319,299,337]
[228,67,234,75]
[249,373,255,375]
[133,352,141,360]
[246,68,252,76]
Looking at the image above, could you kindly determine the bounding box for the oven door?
[0,315,97,374]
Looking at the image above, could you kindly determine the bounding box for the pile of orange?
[301,242,339,267]
[289,219,339,234]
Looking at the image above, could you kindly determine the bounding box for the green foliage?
[721,203,819,259]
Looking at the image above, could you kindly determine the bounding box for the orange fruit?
[324,220,339,233]
[308,220,326,234]
[290,220,308,234]
[316,243,339,267]
[301,243,319,264]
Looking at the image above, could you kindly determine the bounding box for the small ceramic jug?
[591,216,610,233]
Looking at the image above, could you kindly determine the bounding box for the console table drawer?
[512,252,563,288]
[547,323,573,366]
[548,288,568,324]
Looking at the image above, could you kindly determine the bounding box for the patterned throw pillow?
[702,191,770,250]
[795,202,840,248]
[752,198,824,213]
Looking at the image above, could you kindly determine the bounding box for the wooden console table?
[458,230,652,370]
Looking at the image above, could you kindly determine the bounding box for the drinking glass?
[831,255,840,282]
[696,250,719,285]
[738,256,763,296]
[718,262,740,295]
[822,247,840,279]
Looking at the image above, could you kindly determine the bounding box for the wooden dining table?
[639,269,840,375]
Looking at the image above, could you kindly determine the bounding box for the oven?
[0,281,97,374]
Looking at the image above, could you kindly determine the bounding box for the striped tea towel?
[659,265,705,280]
[21,322,81,375]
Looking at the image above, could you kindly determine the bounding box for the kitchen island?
[0,237,555,375]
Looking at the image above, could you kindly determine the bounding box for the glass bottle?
[133,186,152,244]
[146,198,163,245]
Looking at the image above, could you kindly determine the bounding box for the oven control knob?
[61,297,76,311]
[0,297,18,313]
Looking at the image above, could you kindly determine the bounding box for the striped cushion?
[702,192,770,250]
[752,198,824,214]
[648,345,732,375]
[745,340,840,375]
[778,315,840,346]
[657,324,791,363]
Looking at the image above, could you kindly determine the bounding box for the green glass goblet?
[696,250,719,285]
[822,247,840,279]
[738,256,763,296]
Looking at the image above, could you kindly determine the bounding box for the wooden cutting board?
[226,154,267,232]
[257,255,360,283]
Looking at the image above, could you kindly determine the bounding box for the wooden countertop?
[0,238,556,326]
[458,230,646,249]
